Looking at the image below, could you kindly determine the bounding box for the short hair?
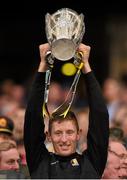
[48,111,79,133]
[109,127,124,141]
[0,141,17,162]
[0,141,17,152]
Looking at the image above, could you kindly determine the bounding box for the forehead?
[110,142,127,154]
[52,120,77,131]
[1,148,19,160]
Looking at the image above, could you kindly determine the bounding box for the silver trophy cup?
[43,8,85,118]
[45,8,85,61]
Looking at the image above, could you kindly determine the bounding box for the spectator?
[102,149,121,179]
[0,141,20,171]
[108,140,127,179]
[0,141,28,179]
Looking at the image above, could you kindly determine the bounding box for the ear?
[77,129,82,141]
[46,131,52,142]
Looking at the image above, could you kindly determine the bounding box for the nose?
[121,157,127,166]
[119,168,127,178]
[11,161,19,171]
[61,133,68,142]
[123,157,127,164]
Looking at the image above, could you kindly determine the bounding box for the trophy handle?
[52,53,83,118]
[52,70,81,118]
[42,51,83,119]
[42,58,54,117]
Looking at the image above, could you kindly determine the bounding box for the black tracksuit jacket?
[24,71,109,179]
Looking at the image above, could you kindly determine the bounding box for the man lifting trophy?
[24,8,109,179]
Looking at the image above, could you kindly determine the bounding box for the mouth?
[59,144,70,150]
[119,176,127,178]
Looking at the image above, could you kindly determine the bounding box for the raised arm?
[78,43,109,177]
[24,43,50,173]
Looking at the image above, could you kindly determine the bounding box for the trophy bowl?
[51,38,76,61]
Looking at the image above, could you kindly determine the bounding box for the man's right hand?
[38,43,50,72]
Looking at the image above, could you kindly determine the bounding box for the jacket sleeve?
[24,72,49,174]
[83,71,109,177]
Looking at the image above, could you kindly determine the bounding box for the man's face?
[109,141,127,178]
[48,120,80,156]
[103,152,120,179]
[0,148,20,171]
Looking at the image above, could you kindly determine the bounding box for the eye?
[7,159,15,165]
[55,131,61,135]
[115,167,120,170]
[67,130,74,135]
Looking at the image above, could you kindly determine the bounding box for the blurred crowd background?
[0,0,127,179]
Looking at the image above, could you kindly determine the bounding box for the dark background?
[0,1,127,85]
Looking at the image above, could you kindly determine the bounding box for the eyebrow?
[108,148,119,156]
[108,148,127,158]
